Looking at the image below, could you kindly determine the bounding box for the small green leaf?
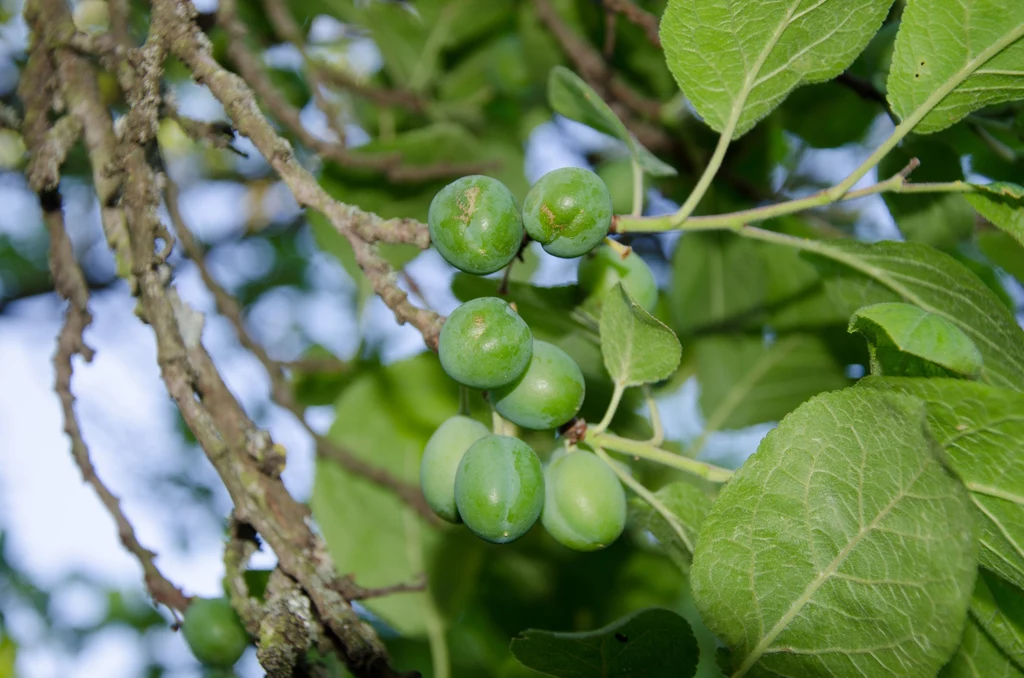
[547,66,676,177]
[692,389,977,677]
[849,302,984,378]
[628,482,712,572]
[802,239,1024,391]
[510,608,699,678]
[971,570,1024,671]
[940,616,1024,678]
[888,0,1024,134]
[694,333,849,430]
[600,283,682,387]
[858,377,1024,591]
[660,0,893,139]
[967,181,1024,249]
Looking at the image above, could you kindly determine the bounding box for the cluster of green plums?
[420,167,659,551]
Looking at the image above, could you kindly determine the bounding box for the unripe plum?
[455,435,544,543]
[420,415,491,523]
[577,243,658,312]
[522,167,612,258]
[438,297,533,389]
[428,175,524,275]
[492,340,584,430]
[181,597,249,668]
[542,451,626,551]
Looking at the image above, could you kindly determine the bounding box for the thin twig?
[45,190,189,615]
[165,177,442,524]
[603,0,660,47]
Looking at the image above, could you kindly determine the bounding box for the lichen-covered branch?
[167,0,443,348]
[45,190,190,615]
[165,178,442,522]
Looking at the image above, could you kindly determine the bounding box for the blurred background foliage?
[0,0,1022,675]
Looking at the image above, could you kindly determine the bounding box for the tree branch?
[602,0,660,48]
[45,188,190,615]
[165,177,442,523]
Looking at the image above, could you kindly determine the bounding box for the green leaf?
[879,140,974,250]
[849,302,984,378]
[694,333,850,431]
[628,482,712,572]
[979,229,1024,285]
[660,0,893,139]
[940,616,1024,678]
[547,66,677,177]
[967,181,1024,249]
[600,283,682,387]
[510,608,699,678]
[311,355,451,636]
[858,377,1024,591]
[691,389,977,677]
[887,0,1024,134]
[971,570,1024,671]
[801,239,1024,391]
[668,232,767,336]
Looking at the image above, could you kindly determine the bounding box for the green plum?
[182,597,249,668]
[455,435,545,543]
[522,167,612,258]
[420,415,491,523]
[428,175,524,274]
[542,451,626,551]
[577,243,658,312]
[491,340,584,430]
[595,158,647,216]
[438,297,533,389]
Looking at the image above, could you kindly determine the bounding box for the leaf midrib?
[732,463,929,676]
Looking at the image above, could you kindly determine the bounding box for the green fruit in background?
[0,130,26,171]
[72,0,110,32]
[595,158,646,216]
[522,167,612,258]
[542,451,626,551]
[428,175,524,274]
[492,340,585,430]
[577,243,658,312]
[181,597,249,668]
[455,435,545,543]
[438,297,533,389]
[420,415,491,523]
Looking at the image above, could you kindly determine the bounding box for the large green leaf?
[802,239,1024,391]
[510,608,699,678]
[888,0,1024,134]
[311,355,450,636]
[849,302,984,378]
[660,0,893,138]
[967,182,1024,249]
[971,570,1024,671]
[547,66,676,177]
[858,377,1024,591]
[628,482,712,572]
[691,389,977,677]
[694,333,849,431]
[601,283,682,387]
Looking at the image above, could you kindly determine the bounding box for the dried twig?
[165,178,442,523]
[603,0,660,48]
[45,190,189,615]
